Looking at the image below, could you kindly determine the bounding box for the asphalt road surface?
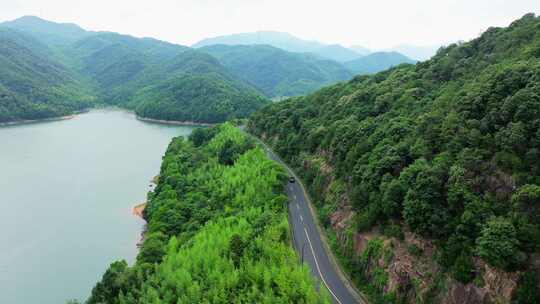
[258,141,365,304]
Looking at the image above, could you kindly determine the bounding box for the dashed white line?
[300,214,304,222]
[304,227,343,304]
[296,204,300,211]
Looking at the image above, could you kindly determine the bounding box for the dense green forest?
[133,74,266,123]
[250,14,540,302]
[70,34,267,123]
[0,17,268,124]
[344,51,416,75]
[0,27,94,123]
[199,44,353,98]
[87,124,330,303]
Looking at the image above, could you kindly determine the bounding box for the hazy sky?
[1,0,539,49]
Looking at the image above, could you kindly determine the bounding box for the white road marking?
[293,194,297,200]
[300,214,304,222]
[304,227,343,304]
[250,132,354,304]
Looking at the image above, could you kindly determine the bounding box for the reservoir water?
[0,109,195,303]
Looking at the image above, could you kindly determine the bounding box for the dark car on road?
[289,176,295,183]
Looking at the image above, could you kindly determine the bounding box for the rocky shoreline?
[132,202,146,219]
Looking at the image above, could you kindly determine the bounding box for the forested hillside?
[249,14,540,303]
[133,73,266,123]
[345,51,416,75]
[70,33,267,123]
[200,44,353,98]
[0,28,94,123]
[88,124,330,303]
[0,17,268,124]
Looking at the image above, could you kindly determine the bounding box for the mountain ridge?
[1,15,92,45]
[193,30,440,62]
[0,16,269,123]
[193,30,367,62]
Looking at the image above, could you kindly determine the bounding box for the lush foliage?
[88,124,329,303]
[249,13,540,300]
[70,34,268,122]
[476,217,521,269]
[133,74,266,123]
[200,44,353,98]
[0,28,94,122]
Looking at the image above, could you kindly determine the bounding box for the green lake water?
[0,109,195,303]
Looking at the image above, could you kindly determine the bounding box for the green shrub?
[452,253,475,283]
[476,217,520,270]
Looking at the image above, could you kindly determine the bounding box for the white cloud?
[1,0,539,49]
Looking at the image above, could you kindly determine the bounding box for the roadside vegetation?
[87,124,330,303]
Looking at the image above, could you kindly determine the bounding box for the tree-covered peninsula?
[88,124,330,303]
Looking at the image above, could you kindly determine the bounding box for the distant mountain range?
[349,45,371,56]
[0,16,267,123]
[194,31,418,85]
[192,30,438,62]
[192,31,370,62]
[193,31,364,62]
[344,51,417,75]
[1,15,92,45]
[0,17,427,123]
[193,31,325,53]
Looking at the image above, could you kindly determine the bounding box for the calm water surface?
[0,109,195,303]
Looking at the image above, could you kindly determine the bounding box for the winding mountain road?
[248,131,366,304]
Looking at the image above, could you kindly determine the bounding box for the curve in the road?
[251,135,366,304]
